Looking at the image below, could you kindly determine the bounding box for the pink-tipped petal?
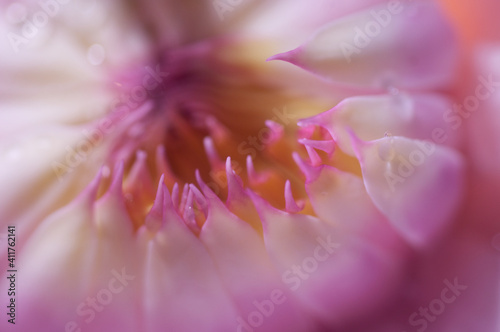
[155,145,176,185]
[106,161,125,197]
[171,182,180,208]
[145,176,166,233]
[304,144,323,166]
[246,155,270,185]
[225,157,244,199]
[300,93,461,156]
[203,136,224,170]
[299,138,335,155]
[264,119,285,143]
[123,151,156,215]
[269,1,458,90]
[96,162,135,238]
[179,183,190,212]
[284,180,305,213]
[182,188,201,233]
[200,194,315,332]
[206,115,231,142]
[292,152,321,182]
[189,184,208,215]
[140,192,238,332]
[297,124,317,139]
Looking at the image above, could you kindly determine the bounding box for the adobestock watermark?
[384,139,436,192]
[236,288,287,332]
[237,106,298,159]
[340,0,405,63]
[442,74,500,131]
[281,234,340,291]
[385,73,500,191]
[403,278,467,332]
[212,0,245,21]
[51,65,169,181]
[65,267,135,332]
[6,0,73,53]
[111,65,169,112]
[236,234,340,331]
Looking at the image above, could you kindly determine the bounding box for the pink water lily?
[0,0,499,331]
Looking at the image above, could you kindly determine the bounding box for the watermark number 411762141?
[5,226,17,325]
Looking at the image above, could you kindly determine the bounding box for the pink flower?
[0,0,498,331]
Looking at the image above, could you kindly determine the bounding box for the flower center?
[102,39,357,232]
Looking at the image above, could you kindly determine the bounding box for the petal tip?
[266,49,297,63]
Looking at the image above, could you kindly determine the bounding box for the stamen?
[171,182,180,208]
[304,144,322,166]
[284,180,304,213]
[145,175,165,232]
[203,136,224,170]
[292,152,321,182]
[246,155,269,185]
[264,120,284,143]
[298,139,335,155]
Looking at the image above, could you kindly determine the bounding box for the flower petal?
[269,1,458,90]
[139,185,239,332]
[352,136,465,247]
[301,162,383,231]
[199,190,315,332]
[251,193,406,327]
[299,93,461,156]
